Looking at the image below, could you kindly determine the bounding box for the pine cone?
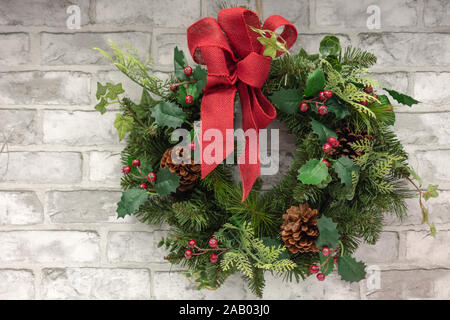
[280,203,319,254]
[160,146,201,192]
[334,127,373,159]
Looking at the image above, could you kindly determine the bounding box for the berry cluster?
[169,65,196,105]
[184,238,232,264]
[122,159,157,190]
[299,90,333,115]
[322,136,340,155]
[360,85,378,106]
[309,246,339,281]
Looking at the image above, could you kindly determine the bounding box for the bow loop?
[237,52,271,88]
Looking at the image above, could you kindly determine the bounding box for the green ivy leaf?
[154,168,181,196]
[269,88,302,114]
[338,255,366,283]
[174,46,189,80]
[96,82,107,100]
[325,97,350,119]
[105,83,124,100]
[406,167,422,187]
[316,216,339,249]
[333,156,360,188]
[319,35,341,57]
[304,69,325,97]
[95,98,108,114]
[114,113,134,141]
[151,102,186,129]
[423,184,439,201]
[298,159,329,185]
[310,118,337,144]
[116,188,148,218]
[193,66,207,93]
[384,88,419,106]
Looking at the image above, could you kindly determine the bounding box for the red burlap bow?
[187,7,297,201]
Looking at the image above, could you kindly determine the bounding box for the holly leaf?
[105,83,125,100]
[297,159,329,185]
[310,118,337,144]
[319,253,335,276]
[96,82,107,100]
[319,35,341,57]
[325,97,350,119]
[304,69,325,97]
[127,156,153,176]
[116,188,148,218]
[384,88,419,107]
[151,102,186,129]
[193,66,207,93]
[423,184,439,201]
[333,156,360,188]
[269,88,302,114]
[338,255,366,283]
[174,46,189,80]
[154,168,181,196]
[316,215,339,249]
[177,83,199,106]
[114,114,134,141]
[95,98,108,114]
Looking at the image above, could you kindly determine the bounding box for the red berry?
[131,159,141,168]
[140,182,148,190]
[328,136,339,148]
[147,172,157,183]
[333,256,338,264]
[321,246,330,257]
[373,93,378,99]
[208,238,218,248]
[360,99,368,106]
[122,166,131,174]
[310,264,320,274]
[299,102,309,112]
[324,90,333,99]
[209,253,219,263]
[184,66,193,76]
[364,86,373,94]
[170,84,176,91]
[188,239,197,249]
[322,159,330,167]
[318,91,327,101]
[185,94,194,105]
[322,143,332,154]
[317,273,325,281]
[318,105,328,115]
[185,249,193,259]
[189,141,196,151]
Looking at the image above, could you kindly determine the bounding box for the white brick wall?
[0,0,448,300]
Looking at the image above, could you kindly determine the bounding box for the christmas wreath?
[93,7,439,297]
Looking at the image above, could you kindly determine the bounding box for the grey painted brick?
[0,152,82,184]
[41,32,151,66]
[316,0,418,28]
[206,0,251,17]
[0,0,90,27]
[107,231,168,263]
[155,33,193,67]
[0,110,40,145]
[424,0,450,27]
[0,191,44,225]
[43,111,118,145]
[291,34,351,55]
[371,72,409,94]
[405,230,450,266]
[358,33,450,67]
[0,71,90,105]
[261,0,309,29]
[152,0,201,28]
[414,150,450,189]
[89,151,122,183]
[0,269,35,300]
[46,191,122,223]
[354,232,399,263]
[0,231,99,263]
[414,73,450,104]
[0,33,30,66]
[41,268,150,300]
[366,269,450,299]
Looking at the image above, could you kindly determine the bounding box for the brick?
[89,151,122,183]
[152,0,201,28]
[0,33,30,66]
[414,150,450,189]
[316,0,418,28]
[393,113,450,146]
[0,269,35,300]
[354,232,399,263]
[97,71,143,102]
[366,269,450,299]
[371,72,408,94]
[396,191,450,225]
[0,110,39,145]
[0,0,90,27]
[0,192,43,225]
[261,0,309,29]
[0,71,90,105]
[424,0,450,27]
[153,273,252,299]
[41,32,151,66]
[0,231,99,263]
[206,0,251,17]
[107,231,168,263]
[358,33,450,67]
[414,73,450,104]
[155,33,193,67]
[43,111,118,145]
[291,34,351,55]
[41,268,150,300]
[0,152,82,184]
[46,191,122,223]
[405,230,450,266]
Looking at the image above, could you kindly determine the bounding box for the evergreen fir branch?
[341,46,377,68]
